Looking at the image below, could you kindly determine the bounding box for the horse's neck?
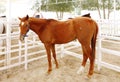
[29,18,46,34]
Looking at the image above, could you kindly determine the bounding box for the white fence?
[0,19,120,73]
[96,19,120,72]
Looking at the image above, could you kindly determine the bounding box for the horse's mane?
[29,17,72,25]
[29,17,47,24]
[29,17,58,22]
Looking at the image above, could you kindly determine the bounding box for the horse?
[18,15,98,78]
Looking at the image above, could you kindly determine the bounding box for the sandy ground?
[0,54,120,82]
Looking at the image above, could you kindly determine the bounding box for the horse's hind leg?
[82,44,94,78]
[51,44,59,68]
[88,49,95,78]
[78,44,95,78]
[77,45,89,74]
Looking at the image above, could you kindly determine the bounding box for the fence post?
[24,37,28,70]
[60,44,64,58]
[97,20,102,71]
[19,40,22,65]
[6,0,11,67]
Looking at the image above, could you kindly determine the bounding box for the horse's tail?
[91,22,98,59]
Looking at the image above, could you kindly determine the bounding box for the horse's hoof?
[77,66,85,75]
[47,69,52,74]
[85,75,92,79]
[56,65,59,69]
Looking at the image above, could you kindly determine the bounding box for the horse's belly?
[54,32,76,44]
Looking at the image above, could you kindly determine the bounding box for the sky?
[1,0,35,18]
[11,0,35,17]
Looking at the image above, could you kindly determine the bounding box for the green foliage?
[31,0,41,12]
[81,0,120,10]
[81,0,98,10]
[31,0,120,19]
[116,0,120,9]
[41,0,74,12]
[32,0,120,12]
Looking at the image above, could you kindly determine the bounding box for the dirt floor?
[0,55,120,82]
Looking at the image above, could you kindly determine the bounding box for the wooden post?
[97,20,102,71]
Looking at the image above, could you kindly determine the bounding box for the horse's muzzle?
[20,34,28,42]
[20,35,25,42]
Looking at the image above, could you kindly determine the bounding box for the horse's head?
[18,15,30,41]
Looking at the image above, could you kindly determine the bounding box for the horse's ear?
[18,17,21,20]
[26,15,29,20]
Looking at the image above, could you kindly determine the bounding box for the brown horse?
[18,15,98,78]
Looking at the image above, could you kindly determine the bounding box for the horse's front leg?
[51,44,59,68]
[44,43,52,74]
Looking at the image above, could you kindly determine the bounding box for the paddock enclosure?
[0,0,120,82]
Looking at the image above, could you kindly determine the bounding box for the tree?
[81,0,120,19]
[32,0,120,19]
[32,0,74,19]
[72,0,82,15]
[31,0,41,12]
